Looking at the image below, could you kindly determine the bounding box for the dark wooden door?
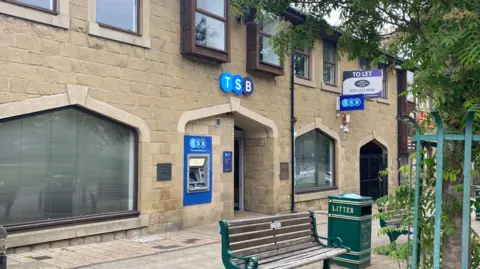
[360,153,387,200]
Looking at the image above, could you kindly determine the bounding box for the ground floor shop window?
[295,130,335,192]
[0,107,137,227]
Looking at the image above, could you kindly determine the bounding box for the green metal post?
[400,115,422,269]
[461,111,474,269]
[432,112,444,269]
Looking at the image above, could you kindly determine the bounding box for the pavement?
[6,211,479,269]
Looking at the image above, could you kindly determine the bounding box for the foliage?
[373,154,480,268]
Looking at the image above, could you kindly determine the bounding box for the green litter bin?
[328,193,373,269]
[476,186,480,221]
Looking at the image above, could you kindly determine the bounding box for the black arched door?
[360,142,388,200]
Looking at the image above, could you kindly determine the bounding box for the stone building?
[0,0,408,251]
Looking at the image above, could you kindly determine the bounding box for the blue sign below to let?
[223,151,232,173]
[340,95,365,111]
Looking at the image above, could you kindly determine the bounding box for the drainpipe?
[290,54,296,213]
[396,69,402,186]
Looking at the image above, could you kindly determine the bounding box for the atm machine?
[187,155,210,193]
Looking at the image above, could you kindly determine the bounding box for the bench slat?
[232,237,316,257]
[228,217,312,235]
[262,248,348,269]
[227,212,310,227]
[229,223,314,244]
[258,245,329,265]
[230,230,314,251]
[234,242,320,265]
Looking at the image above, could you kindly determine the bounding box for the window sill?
[88,22,151,48]
[295,188,339,202]
[0,0,70,29]
[377,98,391,105]
[321,83,341,94]
[7,214,148,248]
[294,77,315,88]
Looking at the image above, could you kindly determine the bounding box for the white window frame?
[88,0,151,48]
[0,0,70,29]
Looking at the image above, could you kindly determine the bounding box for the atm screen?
[189,157,206,168]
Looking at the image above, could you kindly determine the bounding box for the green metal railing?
[400,111,477,269]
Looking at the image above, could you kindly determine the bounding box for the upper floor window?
[96,0,138,33]
[380,65,388,98]
[0,0,69,29]
[8,0,54,12]
[323,41,336,85]
[195,0,226,51]
[259,17,281,66]
[294,48,310,80]
[246,11,283,76]
[181,0,229,63]
[87,0,151,48]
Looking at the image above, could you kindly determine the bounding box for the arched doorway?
[360,141,388,200]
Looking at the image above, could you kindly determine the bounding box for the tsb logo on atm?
[189,138,207,149]
[219,72,254,96]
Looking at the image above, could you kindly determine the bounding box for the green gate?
[400,111,478,269]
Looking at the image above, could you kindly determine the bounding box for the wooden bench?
[219,211,349,269]
[378,205,412,246]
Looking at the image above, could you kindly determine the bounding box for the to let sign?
[343,69,383,98]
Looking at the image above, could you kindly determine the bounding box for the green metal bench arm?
[227,251,259,269]
[308,211,349,250]
[317,235,346,249]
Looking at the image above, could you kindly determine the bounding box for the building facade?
[0,0,405,251]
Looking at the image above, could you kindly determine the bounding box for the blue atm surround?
[183,135,212,206]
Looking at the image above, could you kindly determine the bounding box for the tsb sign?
[219,72,254,96]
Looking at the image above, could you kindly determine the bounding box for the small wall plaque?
[280,162,289,180]
[157,163,172,181]
[223,151,233,173]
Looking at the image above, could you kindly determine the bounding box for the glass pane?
[295,130,334,191]
[259,36,280,66]
[97,0,138,32]
[197,0,224,17]
[323,42,335,63]
[323,63,335,85]
[295,131,316,189]
[15,0,54,10]
[0,108,136,226]
[195,13,225,51]
[294,53,309,78]
[260,17,279,35]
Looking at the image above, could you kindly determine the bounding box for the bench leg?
[323,259,330,269]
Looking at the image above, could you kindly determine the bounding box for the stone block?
[27,81,50,95]
[84,235,101,244]
[31,243,50,251]
[51,239,70,248]
[126,228,142,238]
[100,233,115,242]
[14,246,31,254]
[70,238,85,246]
[10,78,26,93]
[76,73,98,88]
[114,231,127,240]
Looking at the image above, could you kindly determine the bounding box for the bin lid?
[328,193,373,203]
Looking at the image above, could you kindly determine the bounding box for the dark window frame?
[2,0,58,15]
[246,10,284,76]
[294,129,337,194]
[323,41,337,86]
[0,105,140,233]
[181,0,230,63]
[379,64,388,99]
[293,48,311,80]
[96,0,141,36]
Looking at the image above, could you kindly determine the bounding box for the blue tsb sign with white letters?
[340,94,365,111]
[219,72,254,96]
